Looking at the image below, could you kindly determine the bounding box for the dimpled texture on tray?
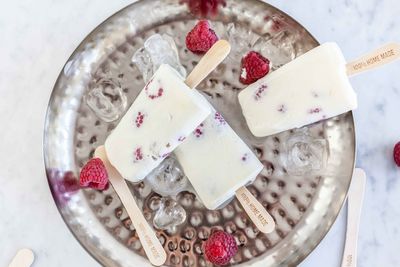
[44,0,356,266]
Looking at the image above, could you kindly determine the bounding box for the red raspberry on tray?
[203,230,238,266]
[240,51,270,85]
[186,20,219,54]
[181,0,226,17]
[394,142,400,167]
[79,158,109,190]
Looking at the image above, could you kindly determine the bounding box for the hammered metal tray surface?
[44,1,356,266]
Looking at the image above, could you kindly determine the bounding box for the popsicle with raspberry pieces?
[105,40,231,183]
[175,92,275,233]
[239,43,358,137]
[175,99,263,210]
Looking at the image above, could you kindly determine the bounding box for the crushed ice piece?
[253,30,297,70]
[153,197,186,230]
[146,156,189,197]
[132,34,186,83]
[282,129,328,176]
[85,78,127,122]
[226,23,256,59]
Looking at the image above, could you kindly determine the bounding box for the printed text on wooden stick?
[346,43,400,76]
[138,222,161,259]
[235,186,275,233]
[239,191,268,226]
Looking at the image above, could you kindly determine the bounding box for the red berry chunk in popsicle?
[135,112,145,128]
[134,147,144,161]
[254,84,268,100]
[214,112,226,125]
[194,123,205,138]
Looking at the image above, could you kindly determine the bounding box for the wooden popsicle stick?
[8,249,34,267]
[235,186,276,233]
[346,43,400,76]
[340,168,366,267]
[95,146,167,266]
[185,39,231,89]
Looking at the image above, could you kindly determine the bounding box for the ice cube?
[226,23,256,59]
[132,34,186,83]
[146,156,189,197]
[282,129,328,176]
[131,47,153,83]
[253,30,297,71]
[85,78,127,122]
[153,197,186,230]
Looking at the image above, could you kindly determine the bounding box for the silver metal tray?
[44,0,356,266]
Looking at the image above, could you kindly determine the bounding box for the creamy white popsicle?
[175,97,264,210]
[238,42,358,137]
[105,64,210,182]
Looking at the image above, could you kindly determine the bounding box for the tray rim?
[43,0,357,266]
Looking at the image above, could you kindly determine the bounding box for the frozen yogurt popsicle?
[238,42,358,137]
[175,97,264,210]
[105,64,211,182]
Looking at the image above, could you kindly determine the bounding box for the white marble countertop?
[1,0,399,266]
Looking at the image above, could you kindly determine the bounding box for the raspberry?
[147,88,163,100]
[309,107,322,114]
[278,104,287,113]
[181,0,226,17]
[186,20,219,54]
[203,231,238,266]
[144,79,164,100]
[135,112,145,128]
[134,147,144,161]
[79,158,109,190]
[240,51,270,85]
[194,123,205,138]
[214,112,226,125]
[265,14,289,33]
[394,142,400,167]
[60,171,80,193]
[254,84,268,100]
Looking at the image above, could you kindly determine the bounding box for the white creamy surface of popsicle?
[238,42,358,137]
[175,94,264,210]
[105,64,211,182]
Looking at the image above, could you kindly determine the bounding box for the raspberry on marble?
[394,142,400,167]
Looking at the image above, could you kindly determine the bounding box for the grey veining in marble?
[1,0,399,267]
